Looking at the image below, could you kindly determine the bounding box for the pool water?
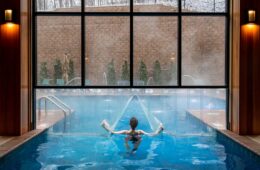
[0,95,260,170]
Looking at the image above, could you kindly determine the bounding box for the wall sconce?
[5,9,13,22]
[248,10,256,23]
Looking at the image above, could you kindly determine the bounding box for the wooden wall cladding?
[237,0,260,135]
[0,1,21,135]
[231,0,241,134]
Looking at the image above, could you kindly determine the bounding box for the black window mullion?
[35,85,228,89]
[81,0,85,86]
[130,0,134,86]
[32,0,37,130]
[178,0,182,87]
[225,0,230,130]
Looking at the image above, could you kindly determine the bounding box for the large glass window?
[37,16,81,86]
[134,16,178,86]
[85,16,130,86]
[182,16,225,86]
[36,0,81,12]
[134,0,178,12]
[34,0,229,127]
[85,0,130,12]
[181,0,226,12]
[34,0,228,87]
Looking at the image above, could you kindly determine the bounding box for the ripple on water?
[57,165,74,170]
[192,144,210,149]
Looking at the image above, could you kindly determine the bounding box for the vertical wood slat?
[0,0,21,135]
[240,0,260,135]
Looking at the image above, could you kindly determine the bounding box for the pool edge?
[186,110,260,157]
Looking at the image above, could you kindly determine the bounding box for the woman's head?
[130,117,138,130]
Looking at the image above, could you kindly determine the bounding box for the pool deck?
[187,109,226,130]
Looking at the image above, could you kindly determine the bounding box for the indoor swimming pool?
[0,92,259,170]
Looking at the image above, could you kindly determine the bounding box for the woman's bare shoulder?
[136,130,145,134]
[124,129,132,134]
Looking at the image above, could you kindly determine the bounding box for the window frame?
[32,0,230,129]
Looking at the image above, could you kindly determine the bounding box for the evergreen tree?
[68,59,75,81]
[139,60,148,85]
[121,60,129,80]
[169,61,177,84]
[153,60,162,85]
[53,59,62,83]
[39,62,49,84]
[107,59,116,85]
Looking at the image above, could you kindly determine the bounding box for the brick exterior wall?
[37,5,225,85]
[182,16,225,85]
[37,16,81,84]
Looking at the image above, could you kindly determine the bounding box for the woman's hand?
[158,123,164,133]
[101,119,113,133]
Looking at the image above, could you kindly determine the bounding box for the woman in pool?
[101,117,164,153]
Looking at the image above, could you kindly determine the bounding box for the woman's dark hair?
[130,117,138,130]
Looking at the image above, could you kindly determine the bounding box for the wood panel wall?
[231,0,241,134]
[0,0,30,135]
[232,0,260,135]
[21,0,31,134]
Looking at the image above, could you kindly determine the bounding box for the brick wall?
[37,16,81,84]
[37,5,225,85]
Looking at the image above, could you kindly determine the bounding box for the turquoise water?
[0,95,260,170]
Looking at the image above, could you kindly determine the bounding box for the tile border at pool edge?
[219,130,260,156]
[186,110,260,156]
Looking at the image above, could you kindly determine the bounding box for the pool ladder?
[38,95,73,119]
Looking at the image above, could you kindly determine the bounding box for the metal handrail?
[48,95,73,113]
[38,96,72,120]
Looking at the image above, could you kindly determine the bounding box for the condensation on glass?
[182,16,225,86]
[37,16,81,86]
[85,16,130,86]
[134,16,178,86]
[36,0,82,12]
[182,0,226,13]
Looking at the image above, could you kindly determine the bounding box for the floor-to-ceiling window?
[33,0,229,129]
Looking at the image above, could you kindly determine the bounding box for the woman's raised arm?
[138,123,164,136]
[101,119,128,135]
